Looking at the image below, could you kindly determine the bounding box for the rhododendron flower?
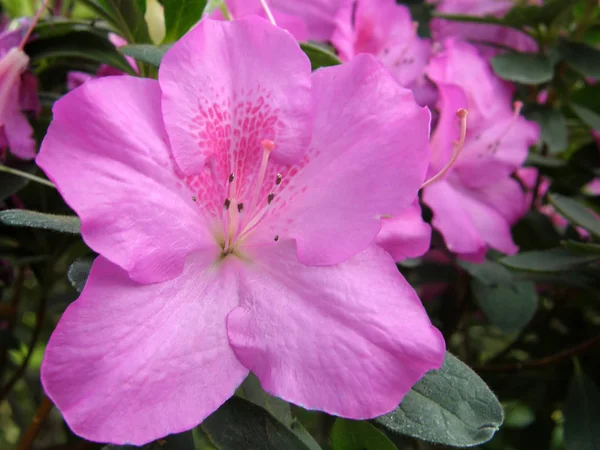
[0,19,39,159]
[67,33,136,90]
[332,0,431,89]
[213,0,353,42]
[429,0,538,58]
[422,40,539,262]
[376,201,432,262]
[38,18,445,445]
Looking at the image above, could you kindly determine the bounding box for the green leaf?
[300,43,341,70]
[163,0,207,42]
[120,43,170,66]
[463,261,538,333]
[84,0,151,43]
[564,371,600,450]
[501,248,600,272]
[549,193,600,239]
[331,419,397,450]
[558,39,600,78]
[562,240,600,255]
[25,30,136,74]
[570,85,600,131]
[0,210,81,234]
[102,431,195,449]
[491,52,554,84]
[571,104,600,132]
[199,397,311,449]
[528,108,568,153]
[67,258,94,293]
[0,171,29,201]
[524,153,567,168]
[375,352,504,447]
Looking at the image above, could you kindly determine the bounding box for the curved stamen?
[421,108,468,189]
[259,0,278,26]
[247,139,275,217]
[18,0,51,51]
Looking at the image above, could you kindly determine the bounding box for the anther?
[261,139,276,152]
[268,193,275,204]
[224,198,231,209]
[192,196,197,202]
[274,235,279,241]
[228,172,235,183]
[237,203,244,213]
[276,173,282,185]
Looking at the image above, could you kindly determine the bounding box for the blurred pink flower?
[38,19,444,445]
[429,0,537,58]
[422,40,539,262]
[212,0,353,41]
[0,19,40,160]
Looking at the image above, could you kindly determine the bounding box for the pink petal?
[376,202,432,262]
[42,255,247,446]
[159,18,313,174]
[468,177,528,226]
[36,76,216,284]
[66,71,94,91]
[259,55,431,266]
[1,105,36,159]
[270,0,354,41]
[18,71,40,116]
[227,241,445,418]
[422,178,486,255]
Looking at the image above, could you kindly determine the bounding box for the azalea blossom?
[38,18,445,445]
[0,18,40,160]
[422,39,539,262]
[212,0,353,41]
[429,0,538,58]
[332,0,431,90]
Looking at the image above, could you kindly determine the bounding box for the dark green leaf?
[102,431,195,449]
[163,0,207,42]
[571,104,600,132]
[199,397,311,449]
[25,30,136,74]
[67,258,94,293]
[491,52,554,84]
[0,210,81,234]
[501,248,600,272]
[524,152,567,168]
[570,85,600,131]
[300,43,341,70]
[463,261,538,333]
[549,193,600,239]
[0,171,29,201]
[120,43,169,66]
[331,419,397,450]
[375,352,504,447]
[564,371,600,450]
[562,240,600,255]
[88,0,151,43]
[558,39,600,78]
[528,108,568,153]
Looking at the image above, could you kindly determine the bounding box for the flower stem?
[0,164,56,188]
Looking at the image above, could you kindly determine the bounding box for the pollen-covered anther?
[192,196,197,202]
[268,193,275,204]
[274,235,279,242]
[276,173,282,185]
[237,203,244,213]
[224,198,231,209]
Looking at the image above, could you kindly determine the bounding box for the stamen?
[18,0,51,51]
[192,196,197,202]
[237,202,244,213]
[229,172,235,183]
[268,193,275,204]
[276,173,282,185]
[421,108,468,189]
[259,0,278,26]
[247,139,276,216]
[274,235,279,242]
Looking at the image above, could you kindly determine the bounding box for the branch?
[17,396,53,450]
[474,334,600,373]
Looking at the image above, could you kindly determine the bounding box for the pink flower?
[422,40,539,261]
[37,19,444,445]
[212,0,353,42]
[0,21,39,160]
[430,0,538,58]
[376,201,432,262]
[332,0,433,100]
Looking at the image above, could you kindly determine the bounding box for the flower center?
[218,139,281,256]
